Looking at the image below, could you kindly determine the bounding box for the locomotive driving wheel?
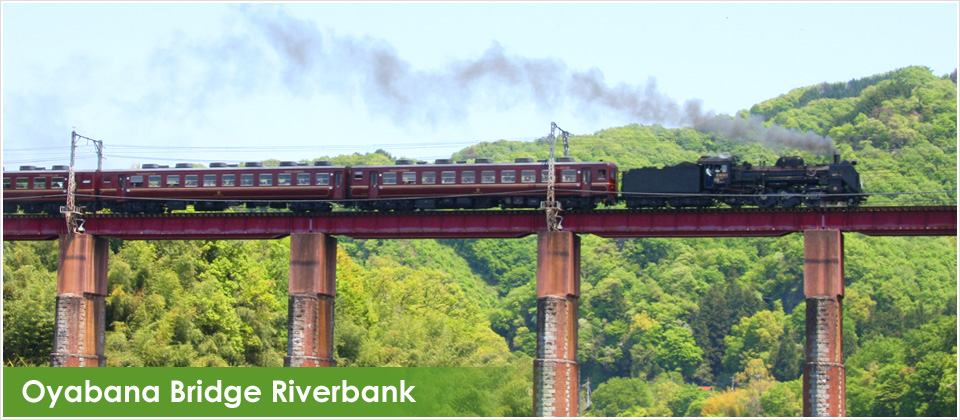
[803,192,823,208]
[777,189,802,208]
[756,190,777,208]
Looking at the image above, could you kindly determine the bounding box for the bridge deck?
[3,206,955,240]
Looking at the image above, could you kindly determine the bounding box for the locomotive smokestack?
[834,153,840,164]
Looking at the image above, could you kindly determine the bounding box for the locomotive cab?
[697,156,735,188]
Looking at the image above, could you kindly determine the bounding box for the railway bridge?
[3,205,956,417]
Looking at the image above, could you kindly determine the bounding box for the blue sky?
[2,2,957,170]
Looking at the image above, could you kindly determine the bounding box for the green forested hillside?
[4,66,957,417]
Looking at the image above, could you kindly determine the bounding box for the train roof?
[4,159,617,175]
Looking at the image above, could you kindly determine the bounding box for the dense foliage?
[4,66,956,416]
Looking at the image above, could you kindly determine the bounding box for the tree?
[587,377,651,417]
[770,328,803,381]
[722,309,786,374]
[653,325,703,380]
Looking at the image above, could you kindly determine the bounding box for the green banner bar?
[3,367,528,417]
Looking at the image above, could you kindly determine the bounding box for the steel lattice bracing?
[3,206,956,241]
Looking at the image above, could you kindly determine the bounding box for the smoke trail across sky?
[243,7,838,154]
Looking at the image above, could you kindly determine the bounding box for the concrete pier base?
[52,234,108,367]
[803,230,846,417]
[534,231,580,417]
[285,233,337,367]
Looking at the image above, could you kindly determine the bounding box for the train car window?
[167,175,180,187]
[316,173,330,185]
[33,177,47,189]
[611,169,617,182]
[52,177,65,188]
[259,174,273,186]
[441,171,456,184]
[597,170,607,181]
[561,170,577,183]
[3,178,11,189]
[297,173,310,186]
[185,175,198,187]
[501,170,516,183]
[353,171,364,181]
[223,175,236,186]
[204,174,217,187]
[16,177,28,189]
[382,172,397,185]
[402,172,416,184]
[148,176,161,187]
[241,174,254,186]
[541,170,550,182]
[481,170,496,184]
[130,176,144,188]
[278,174,292,186]
[521,170,536,183]
[462,171,476,184]
[422,171,436,184]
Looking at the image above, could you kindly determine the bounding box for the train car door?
[368,171,380,199]
[581,169,591,196]
[333,171,345,199]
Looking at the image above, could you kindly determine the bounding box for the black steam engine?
[621,154,865,208]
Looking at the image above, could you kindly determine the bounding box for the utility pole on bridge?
[63,131,104,233]
[543,122,569,232]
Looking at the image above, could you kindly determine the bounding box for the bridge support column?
[803,230,846,417]
[52,234,108,367]
[535,231,580,417]
[285,233,337,367]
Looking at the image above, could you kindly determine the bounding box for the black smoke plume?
[241,6,837,154]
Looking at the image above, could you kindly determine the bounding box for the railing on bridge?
[2,206,956,241]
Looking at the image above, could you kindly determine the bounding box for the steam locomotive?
[2,155,864,214]
[622,154,865,208]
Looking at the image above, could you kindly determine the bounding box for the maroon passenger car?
[3,158,619,213]
[346,157,618,211]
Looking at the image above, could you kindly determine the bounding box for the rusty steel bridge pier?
[803,229,846,416]
[285,233,338,367]
[534,231,581,417]
[51,234,108,367]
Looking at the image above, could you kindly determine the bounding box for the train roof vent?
[417,161,427,165]
[244,162,263,167]
[475,158,493,164]
[514,157,535,163]
[314,160,333,166]
[279,161,298,167]
[159,165,170,168]
[18,166,36,171]
[395,159,415,165]
[210,162,228,168]
[538,159,548,163]
[456,160,467,164]
[298,162,308,166]
[556,157,576,163]
[142,164,160,169]
[52,165,69,171]
[435,159,454,164]
[227,164,239,167]
[175,163,193,168]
